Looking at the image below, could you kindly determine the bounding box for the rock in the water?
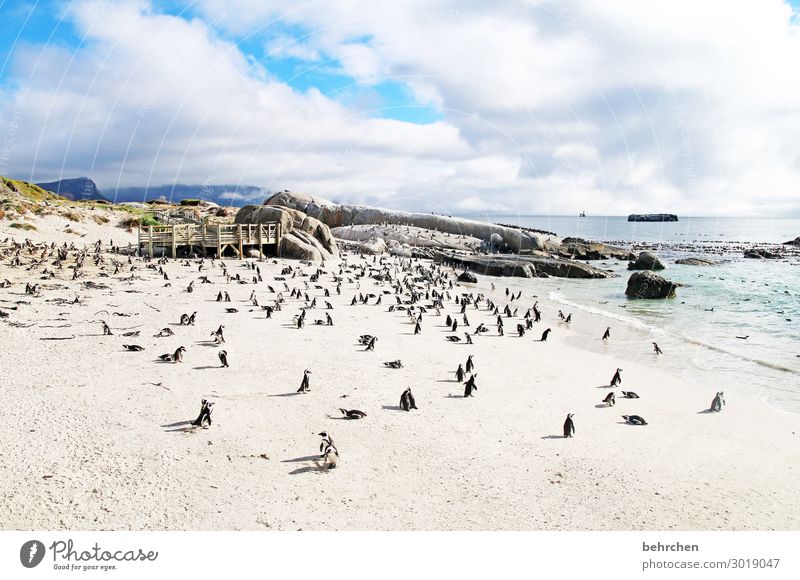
[783,236,800,246]
[628,213,678,222]
[625,271,678,299]
[628,251,665,271]
[457,271,478,283]
[556,238,634,261]
[744,248,781,259]
[675,257,717,266]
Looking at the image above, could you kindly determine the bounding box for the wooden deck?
[137,223,281,258]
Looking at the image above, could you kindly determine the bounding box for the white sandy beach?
[1,217,799,532]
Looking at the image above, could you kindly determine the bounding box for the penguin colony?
[0,238,730,475]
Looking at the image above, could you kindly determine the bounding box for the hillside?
[35,176,110,202]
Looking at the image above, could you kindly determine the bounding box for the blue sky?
[1,0,800,216]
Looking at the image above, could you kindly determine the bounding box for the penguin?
[399,387,417,411]
[172,346,186,363]
[455,363,465,382]
[211,325,225,344]
[710,391,725,412]
[383,360,403,369]
[653,342,663,355]
[318,431,337,455]
[365,336,377,351]
[602,327,611,340]
[465,333,473,345]
[610,368,622,387]
[190,399,214,428]
[602,392,616,406]
[339,408,367,420]
[102,321,113,335]
[318,432,338,469]
[622,415,647,425]
[465,354,474,373]
[122,344,145,351]
[297,369,311,393]
[563,413,575,438]
[540,328,552,341]
[463,374,478,397]
[620,391,640,399]
[414,320,421,334]
[216,291,223,302]
[218,350,229,368]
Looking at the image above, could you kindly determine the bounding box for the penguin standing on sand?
[463,374,478,397]
[318,432,338,469]
[602,327,611,340]
[602,392,616,406]
[190,399,214,428]
[710,391,725,412]
[455,364,465,382]
[218,350,229,368]
[399,387,417,411]
[414,320,421,335]
[540,328,552,341]
[102,321,113,335]
[297,369,311,393]
[465,354,474,374]
[610,367,622,387]
[563,413,575,438]
[365,336,378,351]
[653,342,663,355]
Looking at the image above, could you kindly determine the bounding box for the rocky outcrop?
[628,213,678,222]
[783,236,800,246]
[625,271,678,299]
[457,271,478,283]
[628,251,665,270]
[555,237,634,261]
[744,248,781,259]
[235,203,339,261]
[675,257,717,266]
[264,191,545,253]
[437,253,616,279]
[438,254,536,278]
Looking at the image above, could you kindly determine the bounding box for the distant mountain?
[35,177,110,202]
[110,184,269,207]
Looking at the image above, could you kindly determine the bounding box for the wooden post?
[258,224,263,259]
[238,224,243,260]
[148,225,153,257]
[171,225,177,258]
[276,222,282,257]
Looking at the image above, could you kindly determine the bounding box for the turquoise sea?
[463,215,800,412]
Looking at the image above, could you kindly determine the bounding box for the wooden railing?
[138,222,280,258]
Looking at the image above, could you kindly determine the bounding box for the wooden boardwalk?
[138,223,281,258]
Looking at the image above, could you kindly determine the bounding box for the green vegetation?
[1,177,64,201]
[9,222,36,231]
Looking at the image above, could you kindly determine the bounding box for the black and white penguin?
[414,320,421,335]
[399,387,417,411]
[602,327,611,340]
[610,367,622,387]
[622,414,647,425]
[563,413,575,438]
[211,325,225,344]
[465,354,474,373]
[190,399,214,428]
[710,391,725,412]
[297,369,311,393]
[455,363,465,382]
[620,391,640,399]
[218,350,229,368]
[602,392,616,406]
[653,342,663,355]
[365,336,377,351]
[339,408,367,420]
[318,432,339,469]
[122,344,144,351]
[102,321,113,335]
[463,374,478,397]
[540,328,552,341]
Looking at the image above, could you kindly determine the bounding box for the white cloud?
[1,0,799,216]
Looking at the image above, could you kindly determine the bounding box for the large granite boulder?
[783,236,800,246]
[438,254,536,278]
[557,238,634,261]
[457,271,478,283]
[264,191,545,253]
[628,251,665,270]
[235,203,339,261]
[528,257,615,279]
[625,271,678,299]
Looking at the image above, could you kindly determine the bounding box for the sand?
[1,219,798,531]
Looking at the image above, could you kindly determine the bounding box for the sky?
[1,0,799,216]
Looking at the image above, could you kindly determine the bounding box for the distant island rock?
[743,248,782,259]
[627,213,678,222]
[783,236,800,246]
[625,271,678,299]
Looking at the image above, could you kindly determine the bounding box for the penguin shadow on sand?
[192,365,221,370]
[444,394,464,399]
[195,340,220,348]
[540,435,566,440]
[267,392,303,397]
[160,420,196,433]
[281,455,328,475]
[381,405,404,411]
